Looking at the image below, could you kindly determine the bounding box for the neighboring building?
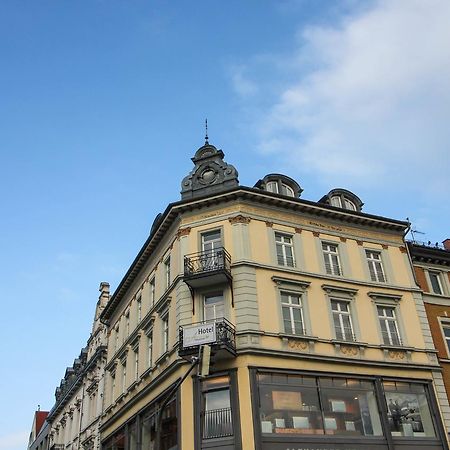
[28,410,49,450]
[408,239,450,435]
[96,141,449,450]
[46,282,110,450]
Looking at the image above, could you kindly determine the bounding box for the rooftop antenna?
[406,219,425,242]
[205,118,209,145]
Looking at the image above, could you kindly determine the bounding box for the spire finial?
[205,118,209,145]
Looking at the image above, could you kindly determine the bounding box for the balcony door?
[204,293,224,322]
[201,230,222,270]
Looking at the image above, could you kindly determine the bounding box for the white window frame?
[164,257,171,289]
[203,291,225,322]
[115,325,120,352]
[429,270,444,295]
[275,232,296,267]
[121,360,127,394]
[146,329,153,368]
[280,291,305,335]
[322,242,342,276]
[162,312,169,354]
[150,277,156,305]
[330,299,355,342]
[133,347,139,381]
[125,311,130,337]
[137,296,142,323]
[366,250,386,283]
[440,320,450,358]
[377,305,402,346]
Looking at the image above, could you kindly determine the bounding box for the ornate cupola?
[181,140,239,200]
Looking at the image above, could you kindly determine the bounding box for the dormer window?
[254,174,302,198]
[319,189,363,212]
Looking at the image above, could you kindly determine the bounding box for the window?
[146,330,153,368]
[377,305,401,346]
[429,271,444,294]
[115,325,120,351]
[121,361,127,394]
[201,230,223,270]
[162,314,169,353]
[383,381,435,438]
[281,292,304,335]
[330,195,342,208]
[366,250,386,282]
[137,296,142,323]
[257,373,382,437]
[110,372,116,403]
[201,376,233,439]
[322,242,342,276]
[125,312,130,337]
[133,347,139,381]
[266,181,295,197]
[204,292,224,322]
[330,194,357,211]
[201,229,222,253]
[150,278,155,305]
[442,323,450,354]
[331,299,354,341]
[275,233,295,267]
[164,257,171,289]
[344,198,357,211]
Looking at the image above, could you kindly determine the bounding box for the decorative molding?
[176,227,191,238]
[340,237,347,242]
[312,231,320,237]
[288,339,309,351]
[265,221,273,228]
[382,244,389,249]
[272,276,310,290]
[340,345,359,356]
[388,350,407,360]
[356,240,364,246]
[399,246,407,253]
[229,214,251,224]
[368,292,402,302]
[294,227,302,234]
[321,284,358,296]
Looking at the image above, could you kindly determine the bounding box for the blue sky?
[1,1,449,448]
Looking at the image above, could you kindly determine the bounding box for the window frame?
[164,256,171,290]
[275,232,296,268]
[322,241,342,276]
[365,249,387,283]
[203,290,225,322]
[428,270,445,295]
[280,291,305,336]
[377,305,402,346]
[330,298,355,342]
[439,320,450,358]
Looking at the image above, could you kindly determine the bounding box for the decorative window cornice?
[368,292,402,303]
[272,276,310,290]
[321,284,358,296]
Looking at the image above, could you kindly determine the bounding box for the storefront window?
[319,377,382,436]
[128,421,137,450]
[383,381,435,438]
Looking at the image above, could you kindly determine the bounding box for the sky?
[1,1,449,448]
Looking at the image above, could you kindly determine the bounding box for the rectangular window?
[165,257,171,289]
[275,233,295,267]
[115,325,120,351]
[201,230,223,270]
[201,376,233,440]
[429,271,443,294]
[366,250,386,282]
[162,314,169,353]
[257,373,382,437]
[331,300,354,341]
[125,312,130,337]
[322,242,342,276]
[110,372,116,403]
[150,277,155,305]
[147,330,153,368]
[384,381,436,438]
[281,292,304,335]
[137,296,142,323]
[121,361,127,394]
[134,348,139,380]
[377,305,401,346]
[442,324,450,354]
[204,292,224,322]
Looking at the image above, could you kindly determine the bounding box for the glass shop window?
[383,381,435,438]
[319,377,382,436]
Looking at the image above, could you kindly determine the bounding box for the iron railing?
[184,247,231,278]
[202,407,233,439]
[178,318,236,357]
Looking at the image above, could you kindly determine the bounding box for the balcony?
[178,318,236,358]
[202,407,233,439]
[184,247,232,289]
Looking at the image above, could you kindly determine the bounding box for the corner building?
[100,142,449,450]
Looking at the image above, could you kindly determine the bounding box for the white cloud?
[0,431,28,450]
[229,64,258,97]
[240,0,450,196]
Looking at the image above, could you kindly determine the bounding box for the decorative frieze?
[176,227,191,238]
[229,214,251,224]
[265,221,273,227]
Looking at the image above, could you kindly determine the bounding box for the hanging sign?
[183,322,217,348]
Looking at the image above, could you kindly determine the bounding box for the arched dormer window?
[254,174,302,198]
[319,189,363,212]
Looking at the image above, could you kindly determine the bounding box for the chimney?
[98,282,110,309]
[443,239,450,251]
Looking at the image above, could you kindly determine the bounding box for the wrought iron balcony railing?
[184,247,231,284]
[202,407,233,439]
[178,318,236,358]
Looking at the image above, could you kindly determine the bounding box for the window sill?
[154,351,169,366]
